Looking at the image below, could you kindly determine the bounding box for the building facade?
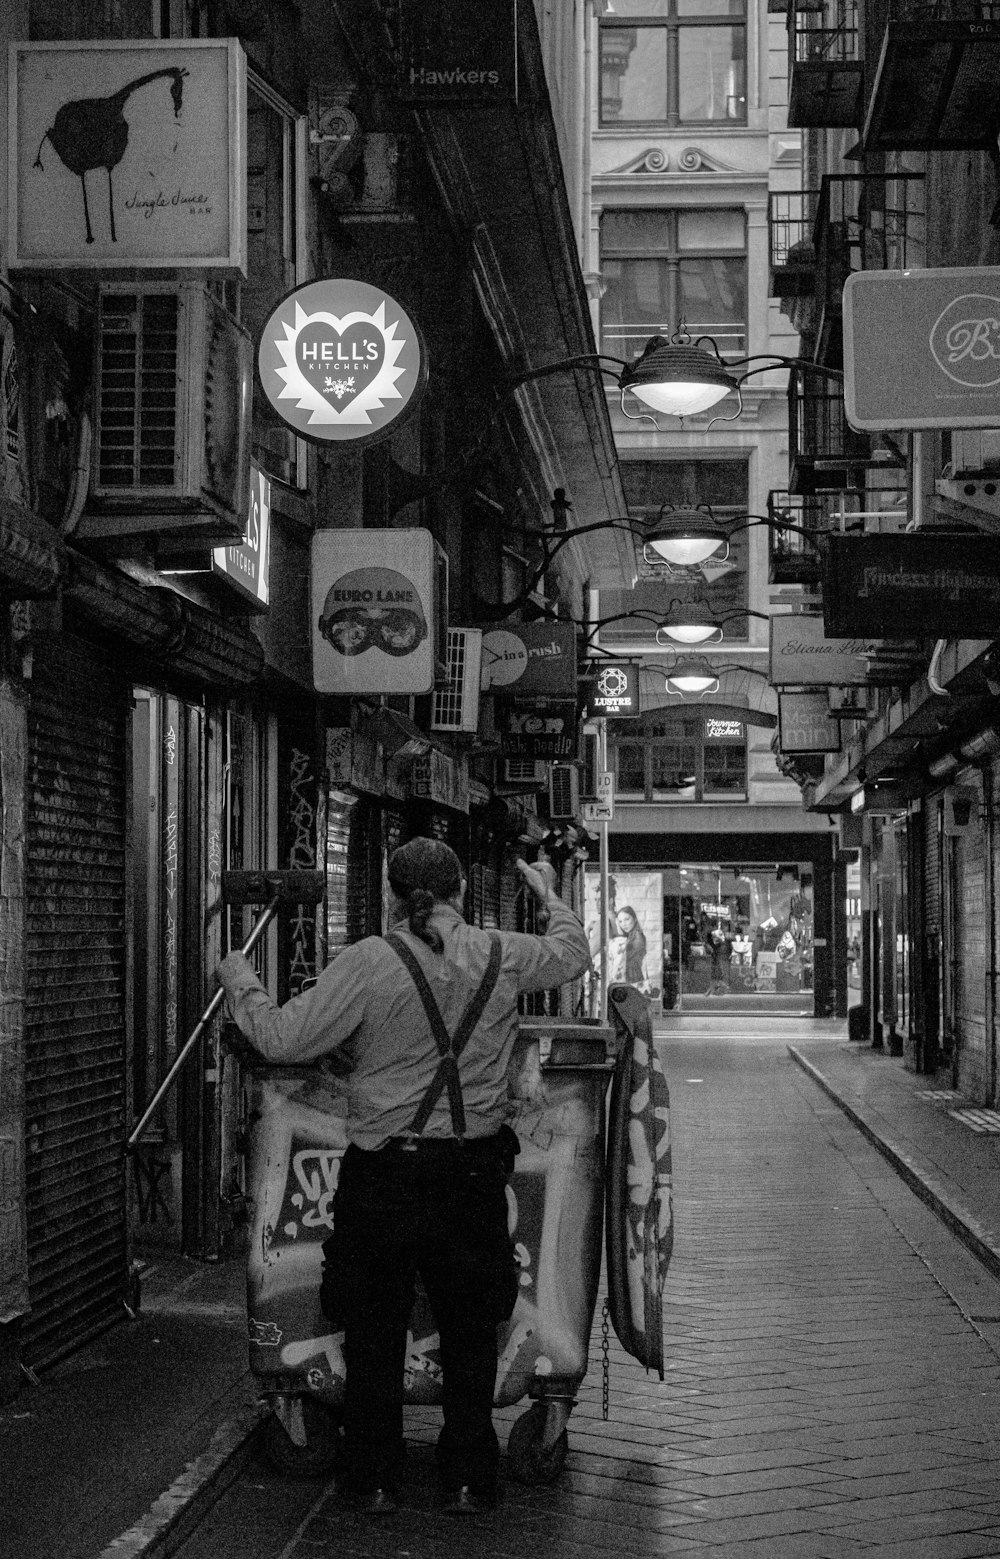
[0,0,627,1393]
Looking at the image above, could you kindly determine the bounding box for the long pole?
[599,717,610,1020]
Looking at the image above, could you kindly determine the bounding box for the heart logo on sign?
[296,322,385,408]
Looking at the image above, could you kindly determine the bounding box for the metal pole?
[599,717,610,1020]
[125,892,280,1153]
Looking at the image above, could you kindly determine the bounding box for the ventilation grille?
[431,628,482,732]
[549,763,579,819]
[502,758,547,785]
[97,291,180,492]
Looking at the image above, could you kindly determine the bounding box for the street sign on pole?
[582,799,614,823]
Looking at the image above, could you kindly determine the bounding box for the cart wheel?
[263,1396,342,1477]
[506,1402,569,1485]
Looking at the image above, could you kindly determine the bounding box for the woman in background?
[610,904,648,988]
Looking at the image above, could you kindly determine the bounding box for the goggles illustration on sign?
[930,294,1000,388]
[258,279,425,444]
[318,568,428,659]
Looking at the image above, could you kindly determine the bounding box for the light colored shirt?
[217,895,591,1150]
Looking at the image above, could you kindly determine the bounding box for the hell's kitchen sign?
[258,279,426,445]
[480,623,577,700]
[212,463,270,609]
[8,39,247,271]
[844,268,1000,429]
[823,534,1000,637]
[311,529,439,694]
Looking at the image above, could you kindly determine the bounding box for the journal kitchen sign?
[844,268,1000,429]
[9,39,246,270]
[258,279,426,445]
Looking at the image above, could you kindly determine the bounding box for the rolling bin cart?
[246,983,672,1483]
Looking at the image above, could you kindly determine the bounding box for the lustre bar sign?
[844,268,1000,429]
[823,534,1000,637]
[9,39,246,272]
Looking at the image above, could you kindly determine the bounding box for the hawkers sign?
[844,268,1000,429]
[9,39,246,271]
[400,0,518,103]
[258,279,426,444]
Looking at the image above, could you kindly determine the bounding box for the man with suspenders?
[217,837,591,1515]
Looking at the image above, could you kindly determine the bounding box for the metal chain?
[601,1297,610,1421]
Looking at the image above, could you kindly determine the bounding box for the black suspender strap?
[385,932,503,1141]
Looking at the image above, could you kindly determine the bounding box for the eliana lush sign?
[258,279,426,444]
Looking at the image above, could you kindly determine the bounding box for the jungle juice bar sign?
[8,39,247,270]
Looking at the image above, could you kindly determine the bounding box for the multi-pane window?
[600,0,747,126]
[600,209,747,361]
[612,712,747,802]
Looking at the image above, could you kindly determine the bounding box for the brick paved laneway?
[175,1031,1000,1558]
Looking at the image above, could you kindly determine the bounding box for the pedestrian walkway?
[9,1023,1000,1558]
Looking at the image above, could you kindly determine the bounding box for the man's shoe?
[351,1487,399,1515]
[442,1483,498,1516]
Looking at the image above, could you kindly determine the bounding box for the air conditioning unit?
[941,430,1000,477]
[500,758,547,788]
[548,763,580,819]
[80,282,252,546]
[579,730,601,800]
[431,628,483,733]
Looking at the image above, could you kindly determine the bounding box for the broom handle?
[126,893,280,1152]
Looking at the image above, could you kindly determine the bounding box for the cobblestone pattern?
[177,1035,1000,1558]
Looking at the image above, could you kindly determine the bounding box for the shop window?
[600,209,747,362]
[611,711,746,801]
[600,1,747,127]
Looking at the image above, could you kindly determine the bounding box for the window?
[600,0,747,126]
[600,209,746,361]
[612,711,747,802]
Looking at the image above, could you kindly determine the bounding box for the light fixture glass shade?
[619,338,739,418]
[644,535,727,566]
[664,662,720,695]
[656,623,722,646]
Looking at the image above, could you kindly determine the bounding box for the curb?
[788,1045,1000,1285]
[95,1403,269,1559]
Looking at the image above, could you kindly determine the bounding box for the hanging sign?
[9,39,247,272]
[823,534,1000,637]
[258,279,426,445]
[212,463,270,608]
[769,614,916,686]
[778,692,841,754]
[844,268,1000,429]
[480,623,577,700]
[496,702,578,758]
[312,528,439,694]
[400,0,519,104]
[589,662,639,717]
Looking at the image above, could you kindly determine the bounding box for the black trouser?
[325,1135,517,1494]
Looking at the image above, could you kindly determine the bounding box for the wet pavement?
[11,1017,1000,1557]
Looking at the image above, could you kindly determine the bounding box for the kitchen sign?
[258,279,426,445]
[823,533,1000,637]
[212,463,270,609]
[480,622,577,700]
[769,614,915,687]
[8,39,247,271]
[778,692,841,754]
[844,268,1000,429]
[311,529,439,694]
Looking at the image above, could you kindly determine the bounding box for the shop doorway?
[665,862,815,1015]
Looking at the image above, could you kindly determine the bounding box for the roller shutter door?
[22,639,129,1366]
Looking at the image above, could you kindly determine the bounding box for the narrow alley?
[164,1023,1000,1559]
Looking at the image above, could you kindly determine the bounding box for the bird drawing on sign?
[33,66,189,245]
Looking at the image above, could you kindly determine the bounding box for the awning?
[0,496,62,597]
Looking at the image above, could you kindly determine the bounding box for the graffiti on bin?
[249,1319,282,1347]
[281,1146,341,1236]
